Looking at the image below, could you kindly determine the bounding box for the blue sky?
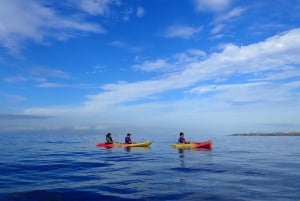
[1,0,300,135]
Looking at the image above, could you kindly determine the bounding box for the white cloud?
[133,49,207,73]
[36,83,64,88]
[85,65,106,74]
[193,0,245,37]
[214,7,245,24]
[109,40,126,48]
[132,59,171,72]
[73,124,106,131]
[188,82,296,103]
[35,29,300,106]
[173,49,207,64]
[136,6,145,18]
[286,81,300,89]
[3,76,27,83]
[211,7,245,35]
[120,7,134,21]
[251,69,300,81]
[15,28,300,133]
[30,67,70,79]
[75,0,113,15]
[164,25,202,39]
[35,82,97,89]
[211,24,224,35]
[109,40,143,52]
[0,0,105,55]
[193,0,231,12]
[82,28,300,109]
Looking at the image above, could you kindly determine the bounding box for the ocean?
[0,132,299,201]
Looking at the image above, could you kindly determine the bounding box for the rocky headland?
[231,132,300,136]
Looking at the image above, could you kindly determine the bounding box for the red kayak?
[171,140,213,149]
[96,143,115,148]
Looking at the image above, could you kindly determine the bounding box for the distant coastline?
[231,132,300,136]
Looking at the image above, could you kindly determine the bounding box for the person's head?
[180,132,184,136]
[127,133,131,137]
[106,133,111,137]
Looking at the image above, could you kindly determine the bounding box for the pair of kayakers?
[105,133,133,144]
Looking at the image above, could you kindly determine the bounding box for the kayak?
[96,143,114,148]
[121,141,151,147]
[171,140,213,149]
[96,141,151,148]
[171,140,212,149]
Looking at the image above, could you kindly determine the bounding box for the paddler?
[105,133,114,144]
[177,132,190,144]
[124,133,133,144]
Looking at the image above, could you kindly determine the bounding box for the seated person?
[106,133,113,144]
[177,132,188,143]
[125,133,132,144]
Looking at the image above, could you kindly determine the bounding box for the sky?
[1,0,300,136]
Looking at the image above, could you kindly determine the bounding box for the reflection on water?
[124,147,151,152]
[178,149,185,167]
[177,148,214,168]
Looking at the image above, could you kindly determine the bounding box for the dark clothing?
[125,136,132,144]
[178,136,187,143]
[106,135,113,144]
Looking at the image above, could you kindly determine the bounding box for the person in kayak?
[125,133,132,144]
[177,132,190,144]
[106,133,114,144]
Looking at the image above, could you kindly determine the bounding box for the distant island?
[231,132,300,136]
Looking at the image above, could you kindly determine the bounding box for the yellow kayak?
[120,141,151,147]
[97,141,151,148]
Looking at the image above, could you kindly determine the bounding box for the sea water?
[0,132,299,201]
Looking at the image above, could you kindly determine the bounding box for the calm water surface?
[0,132,299,201]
